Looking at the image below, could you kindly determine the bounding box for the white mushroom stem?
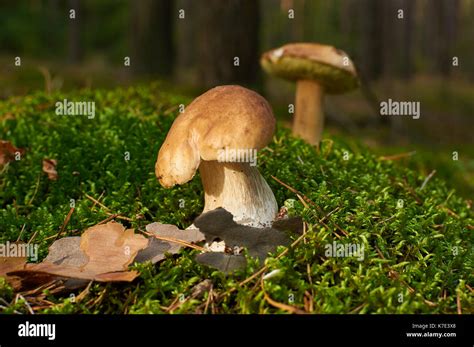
[293,79,324,145]
[198,160,278,228]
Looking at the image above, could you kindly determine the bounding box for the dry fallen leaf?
[80,222,148,273]
[42,159,58,180]
[8,222,148,290]
[137,223,205,264]
[44,237,88,267]
[0,256,27,278]
[0,140,24,165]
[0,254,27,290]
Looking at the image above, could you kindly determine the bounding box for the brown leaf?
[42,159,58,180]
[8,222,148,291]
[13,262,140,282]
[0,256,27,278]
[44,237,87,267]
[80,222,148,273]
[137,223,205,264]
[0,140,24,165]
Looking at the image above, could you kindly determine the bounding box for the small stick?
[109,214,133,222]
[85,193,110,211]
[54,207,75,241]
[16,224,26,242]
[379,151,416,161]
[261,277,306,314]
[420,170,436,190]
[16,294,34,315]
[91,191,105,209]
[27,229,39,245]
[456,291,462,314]
[97,214,118,225]
[42,229,79,241]
[143,231,207,252]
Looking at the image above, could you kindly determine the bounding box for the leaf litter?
[3,208,301,294]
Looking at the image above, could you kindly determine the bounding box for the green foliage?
[0,85,472,314]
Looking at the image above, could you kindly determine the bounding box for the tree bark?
[130,0,174,76]
[68,0,82,64]
[196,0,260,88]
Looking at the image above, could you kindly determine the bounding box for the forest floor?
[0,84,472,313]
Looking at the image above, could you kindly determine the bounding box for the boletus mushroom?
[261,43,359,145]
[155,85,278,228]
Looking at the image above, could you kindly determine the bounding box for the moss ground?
[0,84,472,313]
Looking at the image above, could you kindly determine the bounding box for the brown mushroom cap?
[261,43,359,94]
[156,85,275,188]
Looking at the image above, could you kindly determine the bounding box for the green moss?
[0,84,472,314]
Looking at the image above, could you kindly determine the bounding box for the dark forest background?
[1,0,473,190]
[2,1,473,85]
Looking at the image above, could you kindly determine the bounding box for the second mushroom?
[155,85,278,228]
[261,43,359,146]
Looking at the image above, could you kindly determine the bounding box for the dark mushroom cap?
[261,43,359,94]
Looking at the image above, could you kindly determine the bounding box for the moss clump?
[0,84,472,313]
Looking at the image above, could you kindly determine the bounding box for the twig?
[54,207,75,241]
[349,302,367,314]
[91,191,105,209]
[110,214,133,222]
[143,231,207,252]
[97,214,118,225]
[261,277,306,314]
[204,285,213,314]
[379,151,416,161]
[84,193,110,211]
[15,294,34,315]
[76,281,93,303]
[16,224,26,242]
[84,193,132,221]
[456,291,462,314]
[42,229,79,242]
[420,170,436,190]
[27,229,39,245]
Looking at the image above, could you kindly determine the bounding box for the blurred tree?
[358,0,385,81]
[423,0,460,77]
[68,0,83,63]
[130,0,174,76]
[401,0,415,79]
[195,0,260,88]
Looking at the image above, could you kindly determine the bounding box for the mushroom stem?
[293,79,324,145]
[199,160,278,228]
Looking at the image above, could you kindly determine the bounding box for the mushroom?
[260,43,359,145]
[155,85,278,228]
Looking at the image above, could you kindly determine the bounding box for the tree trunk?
[68,0,82,64]
[196,0,260,88]
[401,0,415,79]
[358,0,385,81]
[130,0,174,76]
